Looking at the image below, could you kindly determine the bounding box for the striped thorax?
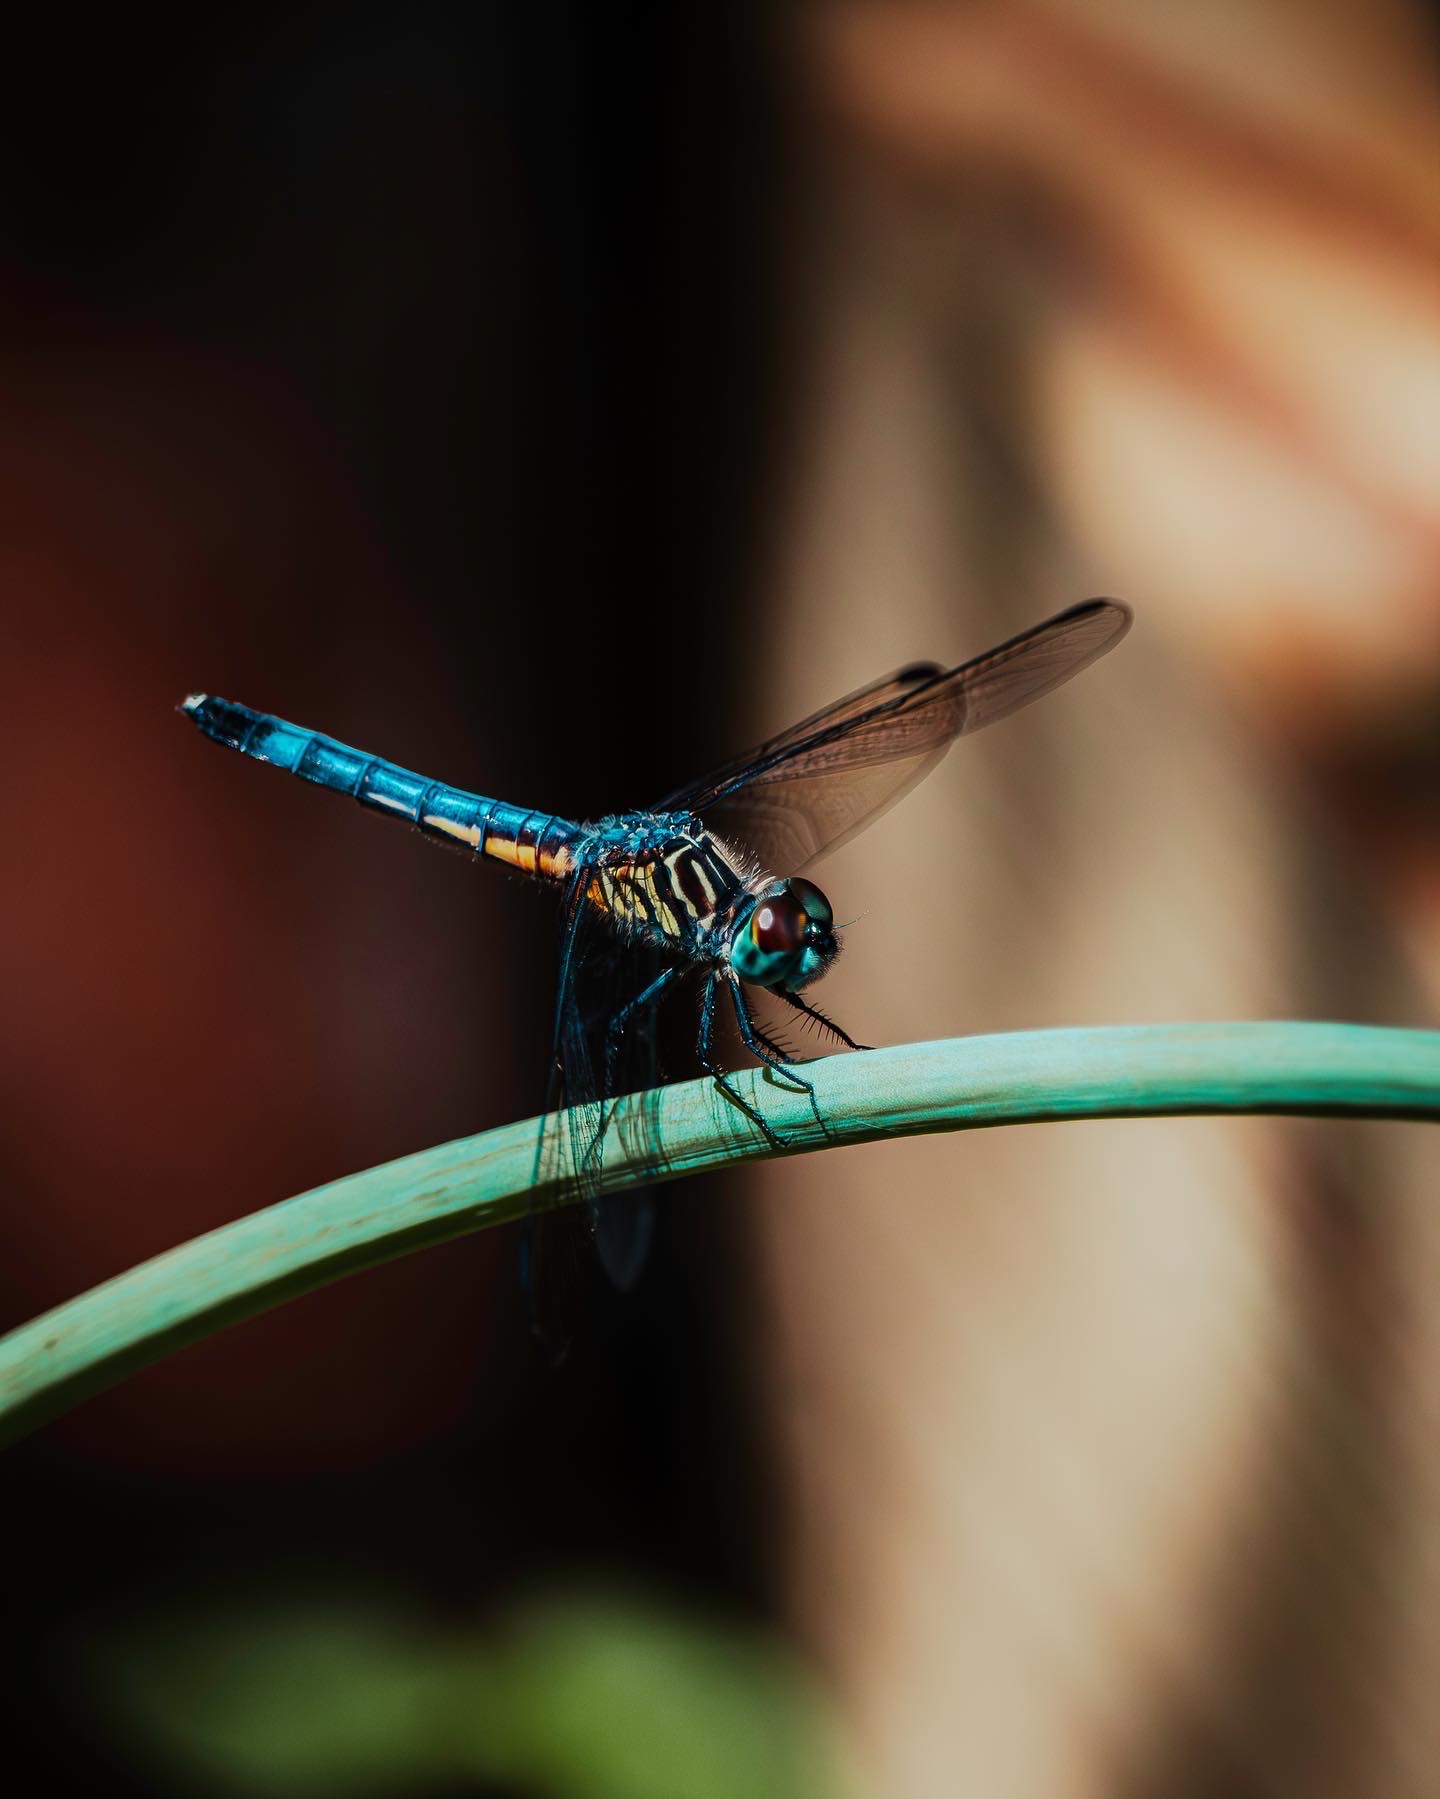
[580,813,751,956]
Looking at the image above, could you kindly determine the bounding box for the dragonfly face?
[728,876,838,993]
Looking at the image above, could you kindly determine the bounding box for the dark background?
[3,6,1436,1796]
[1,8,792,1793]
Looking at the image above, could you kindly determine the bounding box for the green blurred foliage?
[85,1585,859,1799]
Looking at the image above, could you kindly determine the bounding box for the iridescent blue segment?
[181,695,579,875]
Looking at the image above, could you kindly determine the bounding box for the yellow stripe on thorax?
[589,862,681,937]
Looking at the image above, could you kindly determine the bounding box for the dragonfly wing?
[525,867,665,1354]
[693,742,952,874]
[575,923,667,1292]
[657,599,1131,871]
[587,961,661,1294]
[654,663,948,816]
[524,870,601,1357]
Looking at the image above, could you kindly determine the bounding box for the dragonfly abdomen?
[181,695,579,879]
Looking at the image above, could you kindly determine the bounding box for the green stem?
[3,1022,1436,1445]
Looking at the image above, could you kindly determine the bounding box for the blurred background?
[1,3,1436,1796]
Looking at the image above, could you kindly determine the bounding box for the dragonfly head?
[729,877,838,993]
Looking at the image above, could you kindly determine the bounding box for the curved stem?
[2,1022,1436,1445]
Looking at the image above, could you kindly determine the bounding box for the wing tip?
[1077,595,1134,642]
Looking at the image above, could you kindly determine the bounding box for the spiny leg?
[697,971,788,1149]
[727,978,826,1140]
[748,1017,799,1065]
[726,995,797,1068]
[777,987,873,1052]
[726,977,815,1098]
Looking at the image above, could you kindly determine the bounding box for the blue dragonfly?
[183,598,1131,1332]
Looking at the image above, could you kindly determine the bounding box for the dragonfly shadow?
[756,1058,834,1147]
[696,1058,836,1159]
[603,1078,684,1186]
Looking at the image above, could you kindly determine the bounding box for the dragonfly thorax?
[727,876,838,993]
[580,814,752,956]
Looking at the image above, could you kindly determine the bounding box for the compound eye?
[751,894,808,956]
[788,877,833,929]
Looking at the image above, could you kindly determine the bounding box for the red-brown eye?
[752,895,807,955]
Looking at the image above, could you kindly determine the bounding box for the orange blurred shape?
[813,0,1440,730]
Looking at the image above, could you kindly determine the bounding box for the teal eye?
[730,880,840,991]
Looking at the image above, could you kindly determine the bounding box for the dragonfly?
[183,597,1131,1334]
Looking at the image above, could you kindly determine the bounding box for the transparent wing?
[655,599,1131,871]
[524,868,663,1358]
[524,873,600,1358]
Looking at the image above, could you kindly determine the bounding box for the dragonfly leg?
[698,971,788,1149]
[776,989,873,1052]
[726,976,817,1101]
[747,1018,797,1065]
[731,999,807,1077]
[603,965,681,1097]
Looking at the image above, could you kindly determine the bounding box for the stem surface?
[3,1022,1435,1445]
